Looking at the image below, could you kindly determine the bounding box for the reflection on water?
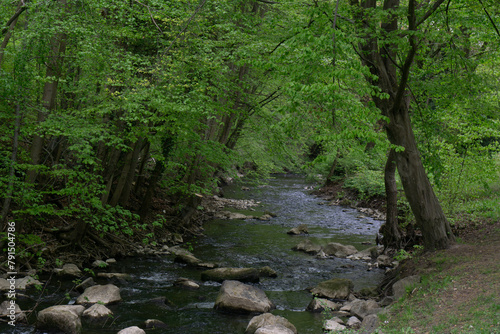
[2,174,384,334]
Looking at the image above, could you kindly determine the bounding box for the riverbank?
[314,179,500,333]
[380,219,500,333]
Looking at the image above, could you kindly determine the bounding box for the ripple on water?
[0,175,385,334]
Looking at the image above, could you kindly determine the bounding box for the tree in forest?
[269,0,499,250]
[346,0,458,250]
[0,0,293,250]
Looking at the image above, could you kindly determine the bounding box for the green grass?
[379,252,500,334]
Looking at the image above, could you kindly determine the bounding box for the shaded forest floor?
[381,219,500,333]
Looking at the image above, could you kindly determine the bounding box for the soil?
[387,219,500,333]
[317,180,500,333]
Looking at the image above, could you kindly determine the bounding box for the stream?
[3,174,384,334]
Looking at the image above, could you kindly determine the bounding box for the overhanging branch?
[416,0,446,27]
[477,0,500,38]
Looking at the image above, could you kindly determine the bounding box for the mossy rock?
[310,278,354,300]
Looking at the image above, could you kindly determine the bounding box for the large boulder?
[174,253,203,266]
[349,246,380,260]
[144,319,168,329]
[360,314,380,334]
[306,298,340,313]
[392,275,421,300]
[174,253,218,269]
[54,264,82,277]
[201,268,260,283]
[287,224,308,235]
[174,277,200,290]
[214,280,275,314]
[321,242,358,258]
[341,299,379,319]
[310,278,354,300]
[97,273,131,280]
[245,313,297,334]
[37,305,85,334]
[169,245,194,257]
[347,316,362,329]
[218,211,255,220]
[15,276,42,290]
[117,326,146,334]
[323,319,346,332]
[291,239,321,254]
[0,276,41,291]
[0,300,26,323]
[76,284,122,305]
[82,303,113,324]
[376,254,393,268]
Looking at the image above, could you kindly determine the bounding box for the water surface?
[3,174,383,334]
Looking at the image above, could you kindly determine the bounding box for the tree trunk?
[324,152,340,187]
[101,147,121,205]
[28,29,67,183]
[386,104,454,250]
[139,136,174,220]
[109,145,135,207]
[134,141,151,195]
[139,159,164,220]
[118,138,144,206]
[382,148,402,249]
[351,0,454,250]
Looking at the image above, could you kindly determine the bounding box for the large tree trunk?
[118,138,144,206]
[351,0,454,250]
[386,104,454,250]
[28,29,67,183]
[382,148,402,249]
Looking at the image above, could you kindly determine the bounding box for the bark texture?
[382,148,402,249]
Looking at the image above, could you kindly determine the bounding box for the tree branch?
[134,0,163,34]
[477,0,500,38]
[256,0,278,4]
[416,0,446,27]
[391,0,417,114]
[1,5,26,36]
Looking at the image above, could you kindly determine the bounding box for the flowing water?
[4,174,384,334]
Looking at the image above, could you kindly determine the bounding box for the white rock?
[0,300,26,322]
[323,319,346,331]
[82,303,113,322]
[37,305,85,334]
[92,260,107,267]
[347,316,362,329]
[306,298,340,312]
[245,313,297,334]
[76,284,122,305]
[214,280,274,313]
[54,264,82,277]
[117,326,146,334]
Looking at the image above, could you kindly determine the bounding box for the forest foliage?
[0,0,499,255]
